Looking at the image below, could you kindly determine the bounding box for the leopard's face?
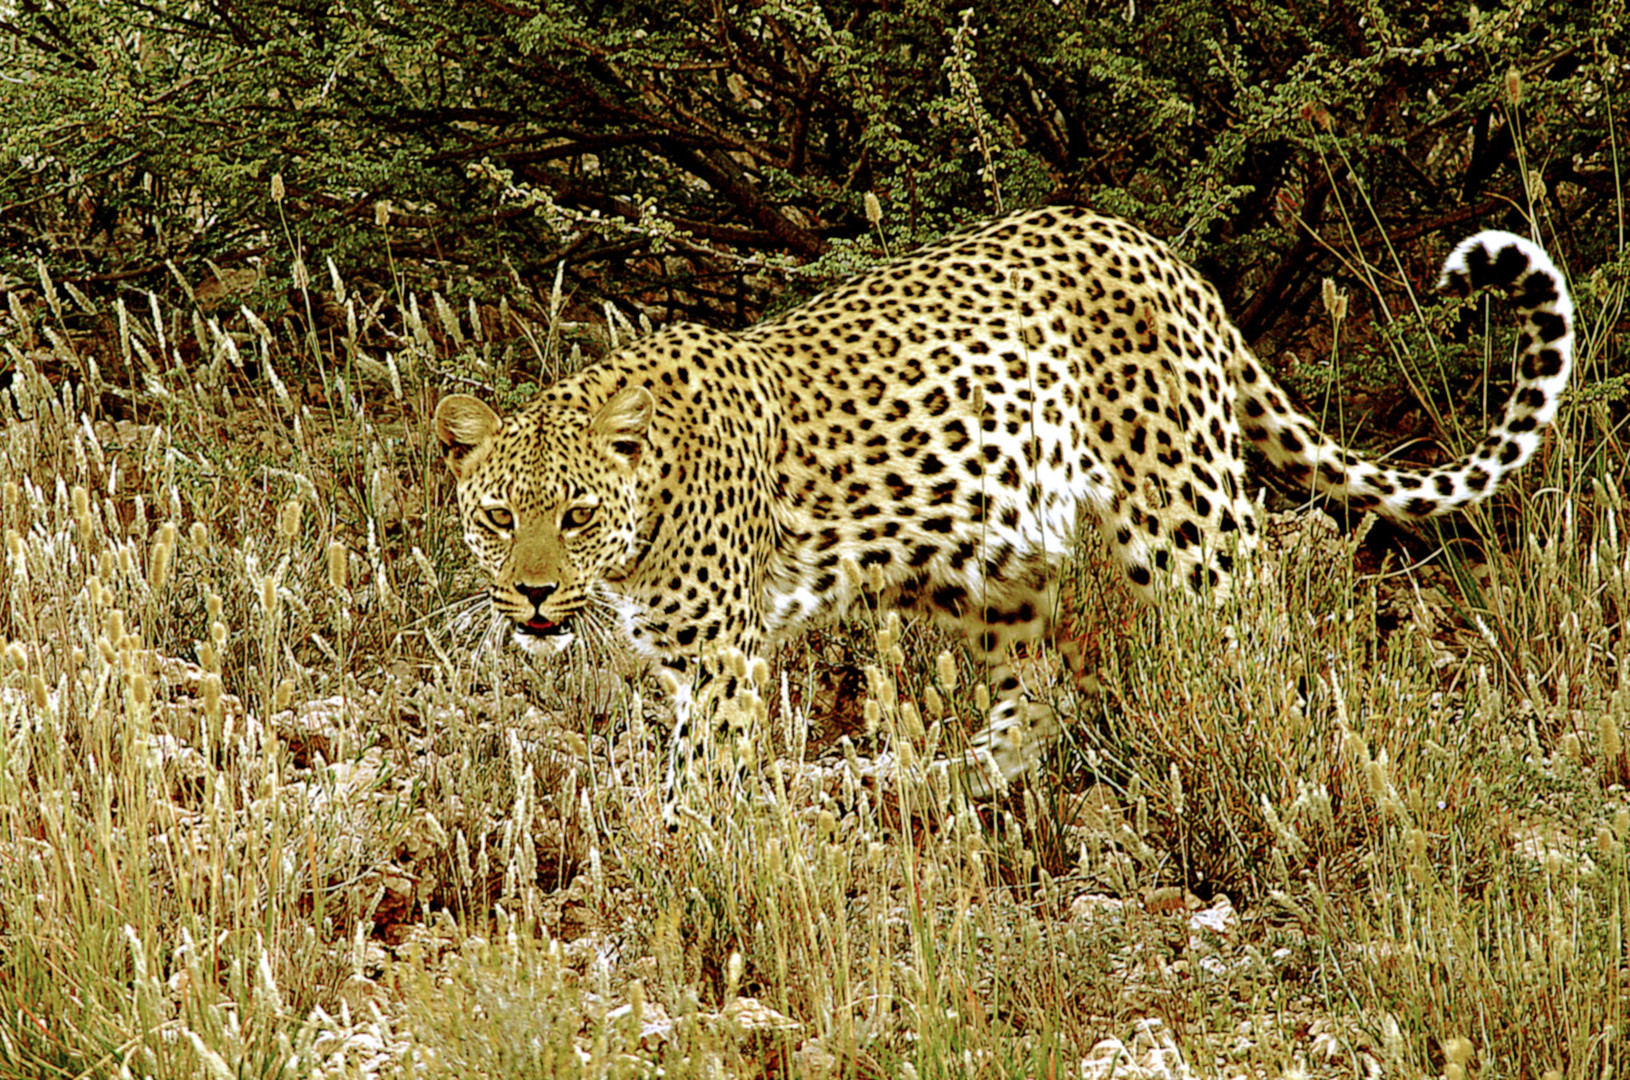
[434,388,653,650]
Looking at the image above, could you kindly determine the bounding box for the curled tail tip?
[1321,229,1577,523]
[1438,229,1575,321]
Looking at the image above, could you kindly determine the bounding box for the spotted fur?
[434,207,1575,799]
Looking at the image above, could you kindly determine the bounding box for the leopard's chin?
[515,617,575,654]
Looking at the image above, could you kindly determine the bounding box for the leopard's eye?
[484,507,514,531]
[562,505,595,529]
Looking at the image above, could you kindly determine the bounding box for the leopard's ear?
[434,394,502,479]
[590,386,654,469]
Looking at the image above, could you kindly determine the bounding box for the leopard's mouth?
[517,615,572,638]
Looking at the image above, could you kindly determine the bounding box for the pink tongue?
[526,617,556,631]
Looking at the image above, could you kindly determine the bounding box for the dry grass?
[0,232,1626,1080]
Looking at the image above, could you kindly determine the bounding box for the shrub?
[4,0,1624,351]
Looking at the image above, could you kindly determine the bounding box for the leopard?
[433,204,1575,807]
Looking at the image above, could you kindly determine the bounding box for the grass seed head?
[277,499,301,543]
[328,541,350,592]
[149,524,176,592]
[864,192,883,227]
[271,173,285,203]
[924,685,945,718]
[816,811,838,843]
[1407,827,1428,881]
[900,701,923,739]
[6,292,33,350]
[1321,278,1348,322]
[37,260,61,321]
[410,545,438,591]
[874,668,897,710]
[726,951,743,999]
[1601,712,1621,760]
[434,292,464,347]
[840,556,863,588]
[629,979,645,1029]
[326,256,346,306]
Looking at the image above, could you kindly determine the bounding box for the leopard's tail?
[1235,230,1574,521]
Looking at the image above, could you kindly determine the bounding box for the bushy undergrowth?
[4,0,1627,368]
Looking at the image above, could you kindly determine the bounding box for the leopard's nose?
[515,582,558,608]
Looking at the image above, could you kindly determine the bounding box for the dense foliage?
[2,0,1626,335]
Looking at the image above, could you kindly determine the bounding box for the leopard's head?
[433,387,653,650]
